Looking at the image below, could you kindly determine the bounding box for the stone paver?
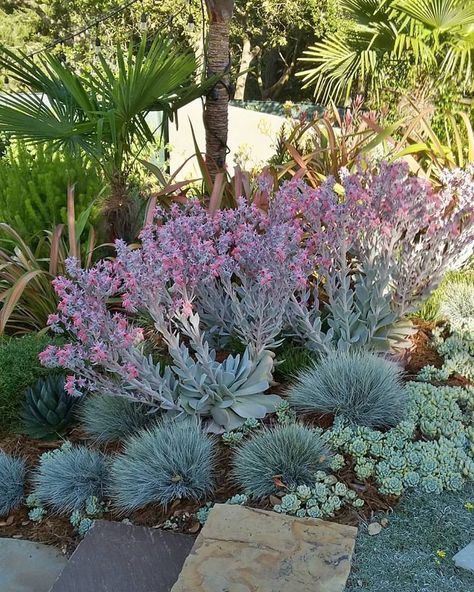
[453,541,474,574]
[0,537,67,592]
[50,520,195,592]
[171,504,358,592]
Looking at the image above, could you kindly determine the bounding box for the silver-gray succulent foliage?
[152,309,281,433]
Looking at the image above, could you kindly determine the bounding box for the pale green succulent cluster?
[195,493,249,525]
[221,417,261,447]
[272,472,364,519]
[69,495,106,537]
[326,381,474,497]
[418,327,474,382]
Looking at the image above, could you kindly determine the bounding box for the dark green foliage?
[0,142,103,239]
[0,335,64,433]
[233,424,331,498]
[346,484,474,592]
[110,420,216,510]
[287,351,407,428]
[80,396,159,443]
[0,450,25,516]
[33,444,109,513]
[274,344,316,381]
[22,375,78,440]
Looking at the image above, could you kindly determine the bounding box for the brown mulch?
[0,321,463,551]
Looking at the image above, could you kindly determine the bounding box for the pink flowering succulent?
[40,161,473,427]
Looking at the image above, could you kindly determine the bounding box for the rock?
[453,541,474,574]
[367,522,383,536]
[380,518,389,528]
[0,538,67,592]
[171,504,358,592]
[50,520,194,592]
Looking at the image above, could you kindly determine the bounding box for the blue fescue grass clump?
[288,351,407,429]
[109,420,216,510]
[33,443,109,513]
[0,450,25,516]
[439,281,474,331]
[346,483,474,592]
[80,396,159,443]
[233,423,331,498]
[413,269,474,322]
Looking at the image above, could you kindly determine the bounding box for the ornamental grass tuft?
[109,420,216,510]
[33,443,109,513]
[80,395,158,443]
[0,450,25,516]
[233,423,331,498]
[287,351,407,428]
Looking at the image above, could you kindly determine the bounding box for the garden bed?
[0,319,464,554]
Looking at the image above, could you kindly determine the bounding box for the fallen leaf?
[381,518,389,528]
[272,475,286,488]
[368,522,382,536]
[188,522,201,534]
[0,516,14,527]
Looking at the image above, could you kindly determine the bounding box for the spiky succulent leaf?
[22,375,78,439]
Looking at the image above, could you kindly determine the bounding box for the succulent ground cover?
[346,483,474,592]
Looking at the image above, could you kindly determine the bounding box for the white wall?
[168,99,286,179]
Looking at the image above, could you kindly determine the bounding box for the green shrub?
[0,334,64,433]
[233,424,331,498]
[0,141,103,239]
[287,351,407,429]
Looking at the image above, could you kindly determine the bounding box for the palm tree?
[0,35,207,239]
[298,0,474,105]
[204,0,235,179]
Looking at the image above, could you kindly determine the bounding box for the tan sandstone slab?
[171,504,358,592]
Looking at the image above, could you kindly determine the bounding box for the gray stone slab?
[453,541,474,574]
[50,520,195,592]
[172,504,358,592]
[0,537,67,592]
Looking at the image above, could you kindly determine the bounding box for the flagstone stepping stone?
[50,520,195,592]
[0,538,67,592]
[453,541,474,574]
[171,504,358,592]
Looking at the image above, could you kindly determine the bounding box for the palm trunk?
[103,172,137,242]
[234,36,253,101]
[204,0,234,179]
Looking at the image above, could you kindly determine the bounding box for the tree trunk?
[102,172,138,243]
[204,0,234,179]
[234,36,253,101]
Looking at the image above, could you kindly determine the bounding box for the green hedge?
[0,334,64,433]
[0,141,104,239]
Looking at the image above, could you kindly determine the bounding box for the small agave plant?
[22,375,78,440]
[158,310,282,433]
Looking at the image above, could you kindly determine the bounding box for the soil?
[0,320,463,554]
